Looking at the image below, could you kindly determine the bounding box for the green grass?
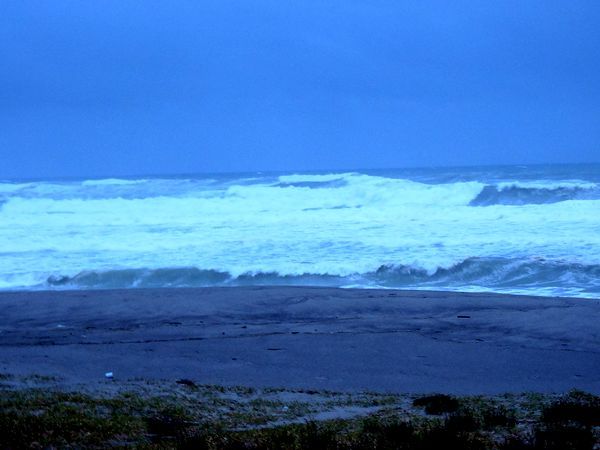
[0,391,146,448]
[0,386,597,449]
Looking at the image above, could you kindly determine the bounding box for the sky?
[1,0,599,179]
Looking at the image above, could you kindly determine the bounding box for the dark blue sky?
[1,1,599,178]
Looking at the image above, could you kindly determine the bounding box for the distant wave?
[43,257,600,297]
[469,183,600,206]
[3,174,599,208]
[274,179,348,189]
[278,173,357,183]
[81,178,148,186]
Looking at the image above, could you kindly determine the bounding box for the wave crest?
[43,257,600,297]
[47,268,230,289]
[469,184,600,206]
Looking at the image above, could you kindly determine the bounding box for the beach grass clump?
[534,424,596,450]
[247,420,345,450]
[178,415,497,450]
[532,390,600,450]
[357,415,418,449]
[177,420,347,450]
[540,390,600,428]
[145,404,198,442]
[0,391,145,448]
[412,393,460,415]
[447,403,517,431]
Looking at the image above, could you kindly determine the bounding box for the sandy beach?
[1,287,598,394]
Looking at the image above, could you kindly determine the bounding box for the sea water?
[1,164,599,298]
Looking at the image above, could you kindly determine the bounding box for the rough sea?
[1,164,599,298]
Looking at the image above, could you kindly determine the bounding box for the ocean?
[1,164,599,298]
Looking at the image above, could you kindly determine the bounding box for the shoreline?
[4,284,598,297]
[3,283,597,302]
[1,286,599,394]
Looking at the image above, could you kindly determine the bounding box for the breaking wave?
[43,257,600,297]
[2,175,598,208]
[3,166,600,298]
[470,183,600,206]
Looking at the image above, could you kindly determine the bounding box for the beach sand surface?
[0,287,598,394]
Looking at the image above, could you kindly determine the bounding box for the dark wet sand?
[1,287,598,394]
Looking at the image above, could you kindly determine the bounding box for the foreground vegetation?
[0,375,598,449]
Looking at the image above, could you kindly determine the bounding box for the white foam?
[496,180,598,190]
[0,182,35,193]
[81,178,148,186]
[277,172,358,183]
[0,172,599,295]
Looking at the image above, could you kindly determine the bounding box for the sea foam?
[1,166,599,297]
